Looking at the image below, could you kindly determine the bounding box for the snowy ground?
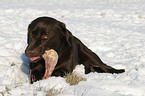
[0,0,145,96]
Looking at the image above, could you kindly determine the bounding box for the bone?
[42,49,58,79]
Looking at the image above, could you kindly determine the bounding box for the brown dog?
[25,17,125,84]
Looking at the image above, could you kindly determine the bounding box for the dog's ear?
[59,22,72,47]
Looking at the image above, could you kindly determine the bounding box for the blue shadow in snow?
[21,53,30,76]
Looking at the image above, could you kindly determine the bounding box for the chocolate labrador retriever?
[25,17,125,84]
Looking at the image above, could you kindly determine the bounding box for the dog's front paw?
[29,70,35,84]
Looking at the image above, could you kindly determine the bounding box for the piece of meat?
[42,49,58,79]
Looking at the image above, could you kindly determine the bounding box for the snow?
[0,0,145,96]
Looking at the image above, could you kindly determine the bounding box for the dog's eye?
[41,35,48,39]
[29,33,32,35]
[29,33,33,38]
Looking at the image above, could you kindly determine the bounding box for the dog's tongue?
[29,56,40,61]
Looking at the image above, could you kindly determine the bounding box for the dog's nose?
[25,50,35,57]
[25,46,44,58]
[28,50,35,54]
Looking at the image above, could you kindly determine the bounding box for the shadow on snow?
[21,53,30,77]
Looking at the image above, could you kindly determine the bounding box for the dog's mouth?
[29,49,58,84]
[29,56,41,61]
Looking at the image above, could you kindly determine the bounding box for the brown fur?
[25,17,125,84]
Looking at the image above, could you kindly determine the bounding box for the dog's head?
[25,17,71,61]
